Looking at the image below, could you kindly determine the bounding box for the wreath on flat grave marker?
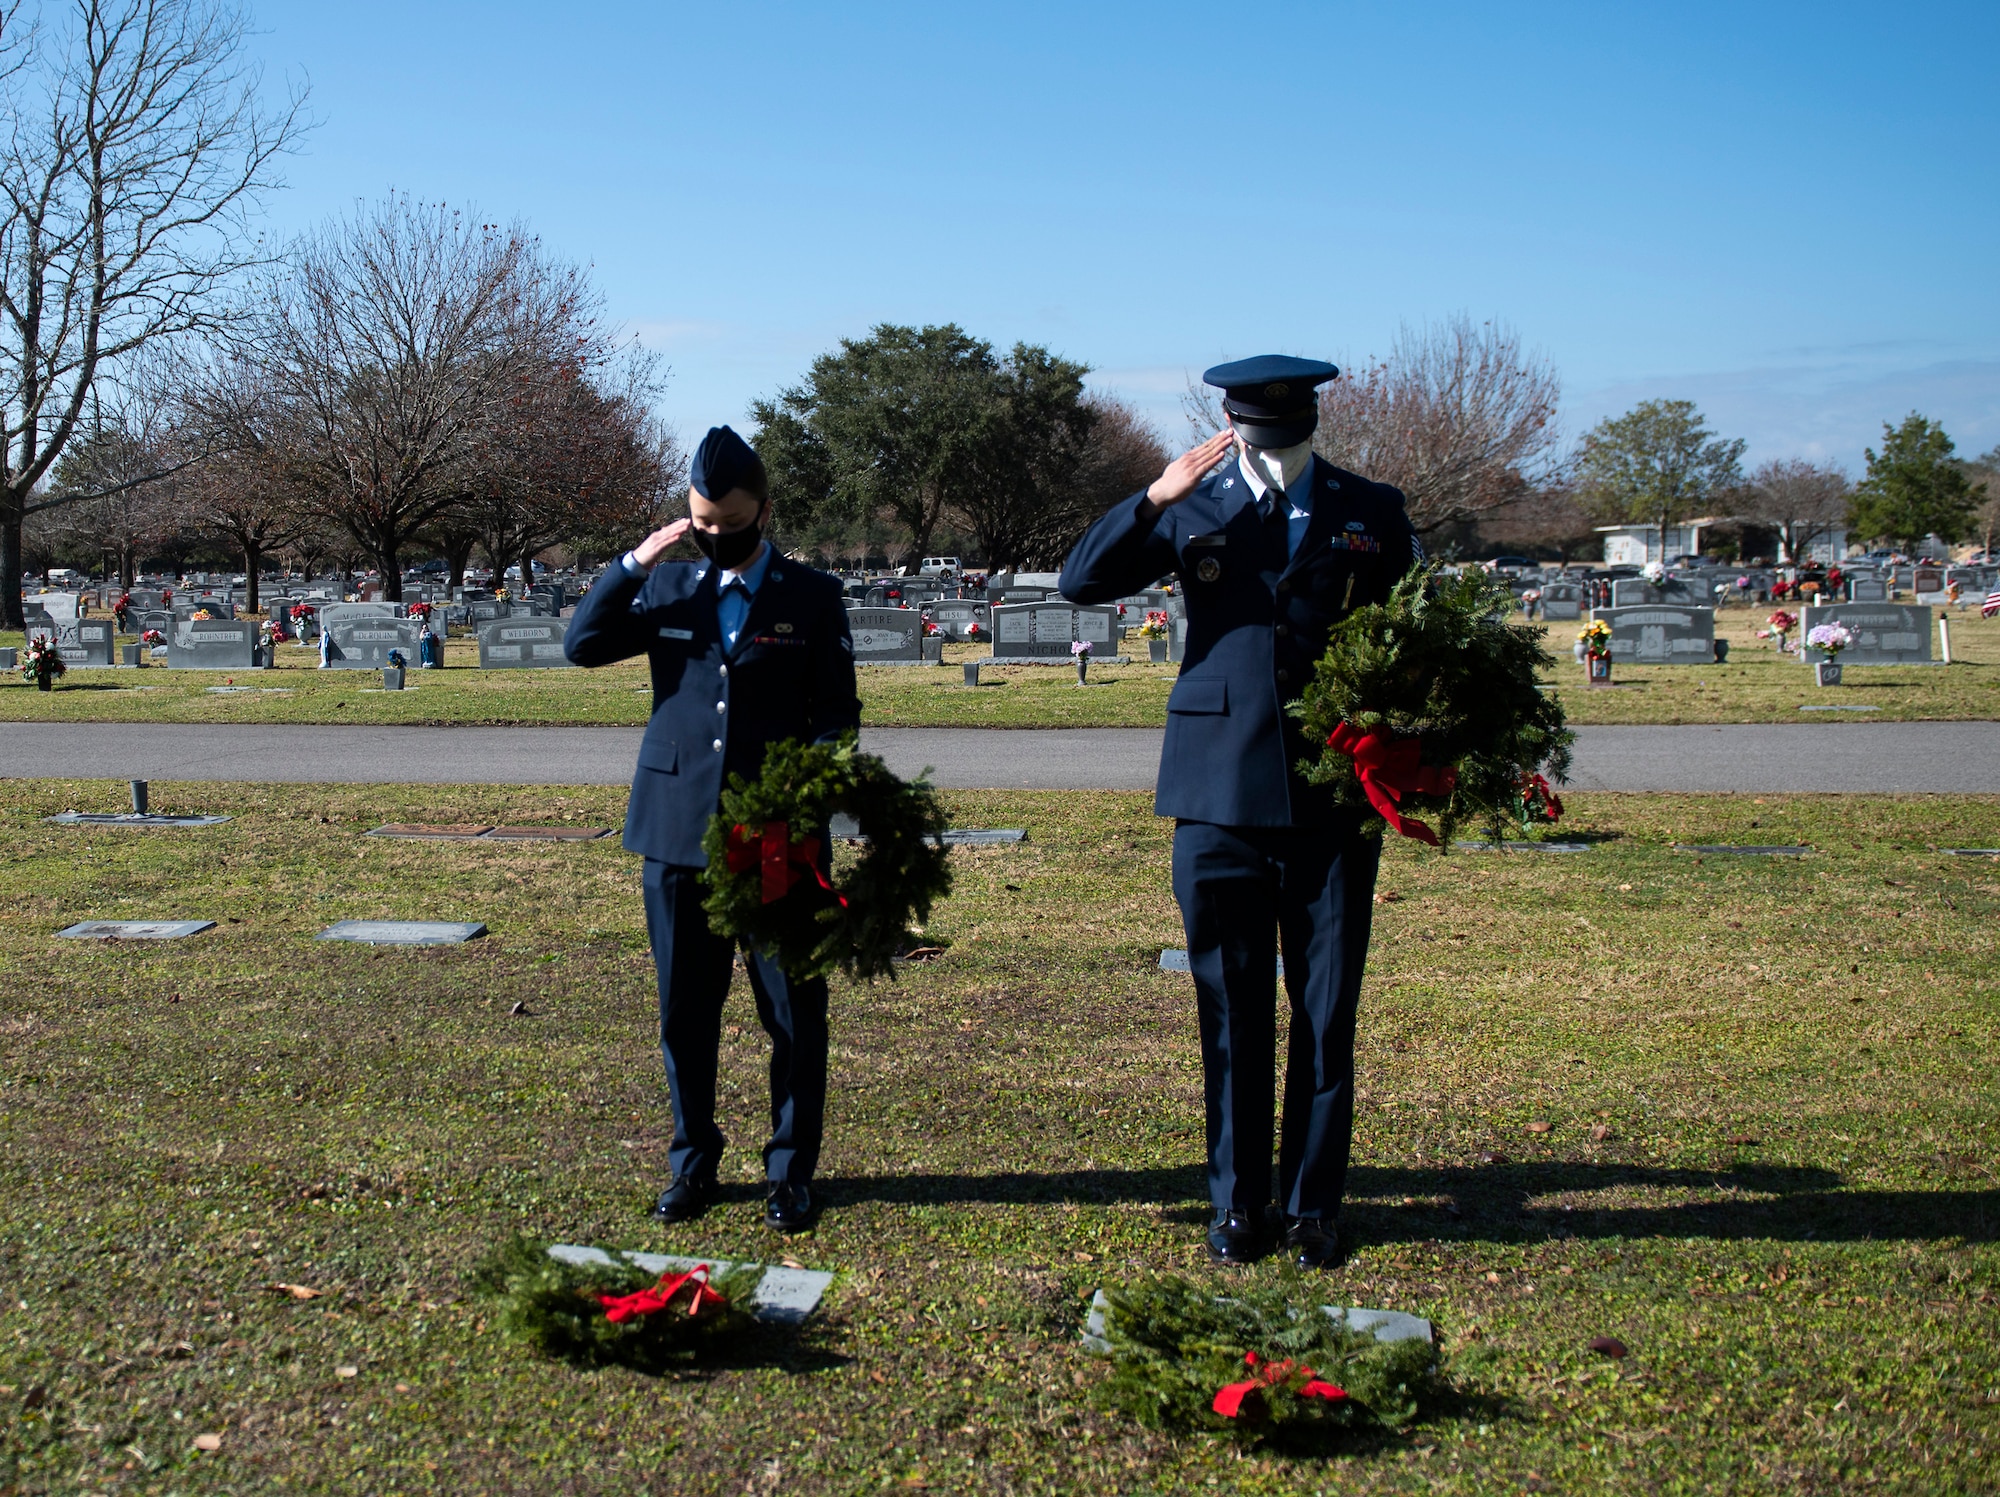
[470,1236,761,1371]
[701,731,952,982]
[1092,1275,1436,1444]
[1291,565,1573,847]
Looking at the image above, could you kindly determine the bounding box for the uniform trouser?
[641,858,828,1187]
[1171,817,1381,1222]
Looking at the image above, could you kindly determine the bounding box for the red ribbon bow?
[725,821,846,907]
[596,1263,728,1324]
[1325,722,1457,846]
[1212,1351,1349,1419]
[1520,772,1564,822]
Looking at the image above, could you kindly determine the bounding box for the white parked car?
[918,556,960,580]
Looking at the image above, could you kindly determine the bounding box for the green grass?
[2,785,1997,1493]
[4,606,1996,727]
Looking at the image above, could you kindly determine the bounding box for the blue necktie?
[720,580,750,647]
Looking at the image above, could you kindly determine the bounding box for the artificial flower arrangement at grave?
[1091,1274,1435,1445]
[469,1236,760,1372]
[1805,621,1854,659]
[1134,609,1171,641]
[1640,560,1667,584]
[1757,610,1798,652]
[406,601,433,621]
[190,608,212,621]
[22,634,66,688]
[964,620,983,640]
[141,628,165,645]
[1290,566,1572,848]
[1576,618,1613,658]
[700,732,952,983]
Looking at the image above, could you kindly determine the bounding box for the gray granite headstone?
[477,616,572,668]
[1799,603,1932,665]
[1847,576,1889,602]
[547,1244,831,1325]
[928,599,990,640]
[1538,581,1585,621]
[1593,605,1716,664]
[845,607,924,664]
[167,617,258,669]
[1675,844,1810,855]
[57,618,115,666]
[317,920,487,946]
[324,616,422,669]
[58,919,215,939]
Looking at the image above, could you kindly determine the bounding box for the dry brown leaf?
[1591,1124,1611,1141]
[266,1283,321,1300]
[1072,1251,1095,1264]
[1588,1335,1628,1359]
[1373,891,1401,905]
[1526,1121,1552,1135]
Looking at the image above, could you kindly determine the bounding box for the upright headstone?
[60,618,116,667]
[477,616,572,667]
[323,615,422,669]
[928,599,990,640]
[1538,581,1585,620]
[1798,603,1933,665]
[167,617,258,669]
[844,607,924,664]
[1592,605,1717,664]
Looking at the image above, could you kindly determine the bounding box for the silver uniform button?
[718,664,728,677]
[716,700,726,713]
[712,738,723,751]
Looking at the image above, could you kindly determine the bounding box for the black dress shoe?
[1285,1216,1341,1270]
[764,1181,816,1233]
[652,1175,717,1224]
[1206,1209,1267,1264]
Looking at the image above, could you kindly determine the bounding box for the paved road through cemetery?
[6,721,1998,793]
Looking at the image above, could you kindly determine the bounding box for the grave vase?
[1814,660,1842,686]
[1075,654,1088,684]
[1586,653,1612,686]
[1148,637,1168,663]
[383,664,406,691]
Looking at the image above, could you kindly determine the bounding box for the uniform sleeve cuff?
[620,550,652,578]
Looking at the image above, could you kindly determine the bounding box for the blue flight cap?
[1202,355,1340,447]
[690,425,767,503]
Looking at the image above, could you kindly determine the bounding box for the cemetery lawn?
[3,786,1998,1495]
[4,609,2000,728]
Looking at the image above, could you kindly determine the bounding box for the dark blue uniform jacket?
[1059,456,1419,828]
[564,556,861,866]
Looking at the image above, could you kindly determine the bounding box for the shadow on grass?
[815,1162,1999,1243]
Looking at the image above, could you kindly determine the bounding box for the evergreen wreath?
[1290,565,1573,847]
[469,1236,761,1372]
[1094,1275,1436,1443]
[700,732,952,982]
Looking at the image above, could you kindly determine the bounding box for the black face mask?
[691,514,764,571]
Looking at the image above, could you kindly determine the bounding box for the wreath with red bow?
[1291,565,1573,847]
[700,732,952,981]
[470,1236,761,1371]
[1093,1275,1435,1444]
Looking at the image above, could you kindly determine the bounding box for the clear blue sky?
[245,0,1999,471]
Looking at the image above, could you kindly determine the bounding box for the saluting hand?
[1146,430,1236,508]
[633,517,693,568]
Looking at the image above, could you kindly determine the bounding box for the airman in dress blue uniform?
[565,426,860,1234]
[1059,357,1420,1268]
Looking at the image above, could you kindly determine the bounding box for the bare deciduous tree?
[1314,317,1561,535]
[1740,458,1851,565]
[240,197,585,601]
[0,0,304,624]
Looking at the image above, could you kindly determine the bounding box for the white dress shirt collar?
[1236,438,1315,502]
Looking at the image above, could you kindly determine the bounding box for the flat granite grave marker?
[47,811,232,827]
[1161,949,1285,976]
[1945,849,2000,858]
[57,919,215,940]
[1082,1290,1429,1354]
[1592,605,1716,664]
[546,1245,831,1325]
[1453,840,1593,852]
[844,607,925,664]
[1798,603,1932,665]
[477,616,572,668]
[317,920,488,946]
[1674,844,1810,856]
